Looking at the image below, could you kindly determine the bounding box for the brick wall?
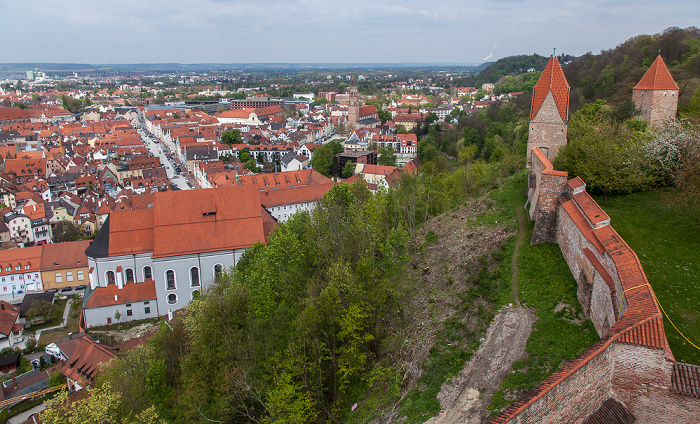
[612,344,700,423]
[527,92,567,169]
[528,148,567,244]
[491,152,698,424]
[632,88,679,127]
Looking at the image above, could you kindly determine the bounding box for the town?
[0,24,698,424]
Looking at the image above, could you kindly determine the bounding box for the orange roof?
[108,209,154,256]
[260,182,335,208]
[530,56,570,121]
[84,280,157,309]
[60,335,116,386]
[40,240,90,271]
[218,108,256,119]
[0,301,19,337]
[633,55,679,90]
[0,245,43,276]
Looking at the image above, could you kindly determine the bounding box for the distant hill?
[454,54,574,89]
[563,27,700,113]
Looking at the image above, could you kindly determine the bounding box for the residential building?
[40,240,90,291]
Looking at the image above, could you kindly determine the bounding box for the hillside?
[454,54,572,89]
[563,26,700,113]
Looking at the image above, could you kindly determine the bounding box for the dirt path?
[424,307,535,424]
[423,207,534,424]
[511,207,526,307]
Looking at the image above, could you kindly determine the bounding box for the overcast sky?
[2,0,697,64]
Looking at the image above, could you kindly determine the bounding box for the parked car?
[75,285,86,291]
[60,286,72,292]
[44,288,58,293]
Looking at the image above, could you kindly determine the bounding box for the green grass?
[29,299,68,331]
[593,190,700,365]
[487,174,598,415]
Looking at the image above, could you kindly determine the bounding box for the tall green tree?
[310,145,333,176]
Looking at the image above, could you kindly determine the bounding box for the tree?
[342,161,356,178]
[425,112,439,124]
[221,128,242,145]
[38,382,166,424]
[378,146,397,166]
[12,101,29,110]
[114,310,121,322]
[396,125,408,134]
[377,109,392,124]
[310,144,333,176]
[26,300,53,322]
[239,148,250,163]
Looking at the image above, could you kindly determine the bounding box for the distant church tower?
[632,55,679,127]
[527,55,570,169]
[347,76,359,130]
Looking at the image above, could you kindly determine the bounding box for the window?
[126,309,133,317]
[15,266,19,271]
[145,307,151,314]
[107,317,112,324]
[167,293,177,304]
[144,301,150,305]
[4,267,8,272]
[190,267,200,287]
[214,264,223,279]
[24,265,29,270]
[106,271,115,285]
[55,273,62,283]
[12,285,15,290]
[126,303,132,307]
[143,266,152,281]
[2,287,5,292]
[125,268,134,282]
[166,270,175,290]
[77,270,84,281]
[66,272,74,282]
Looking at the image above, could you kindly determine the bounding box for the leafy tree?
[396,125,408,134]
[377,109,392,124]
[220,128,242,145]
[27,300,53,322]
[342,161,356,178]
[38,382,166,424]
[313,97,329,106]
[326,140,344,155]
[425,112,439,124]
[244,158,260,173]
[114,310,121,322]
[378,146,397,166]
[310,144,333,176]
[239,148,250,163]
[25,335,37,352]
[12,101,29,109]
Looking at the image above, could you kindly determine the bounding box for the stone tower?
[347,76,359,130]
[527,56,570,169]
[632,55,679,127]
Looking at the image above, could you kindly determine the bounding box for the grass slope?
[594,190,700,365]
[488,174,598,415]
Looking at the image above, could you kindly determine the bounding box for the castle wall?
[527,92,567,169]
[528,148,567,244]
[633,88,679,127]
[490,147,699,424]
[612,343,700,423]
[499,342,615,424]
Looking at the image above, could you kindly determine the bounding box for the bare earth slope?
[425,306,535,424]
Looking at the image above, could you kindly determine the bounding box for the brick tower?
[527,56,570,169]
[347,76,359,130]
[632,55,679,127]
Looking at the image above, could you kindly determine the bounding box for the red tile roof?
[39,240,90,271]
[634,55,679,90]
[671,362,700,398]
[84,280,157,309]
[530,56,570,121]
[0,302,19,337]
[60,335,115,386]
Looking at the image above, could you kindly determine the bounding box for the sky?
[2,0,698,64]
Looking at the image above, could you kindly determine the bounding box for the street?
[136,128,191,190]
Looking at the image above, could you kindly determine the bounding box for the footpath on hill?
[423,206,535,424]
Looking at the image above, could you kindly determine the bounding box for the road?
[136,128,191,191]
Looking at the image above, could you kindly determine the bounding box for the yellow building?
[40,240,91,291]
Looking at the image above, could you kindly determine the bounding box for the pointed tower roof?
[530,56,570,121]
[634,55,679,90]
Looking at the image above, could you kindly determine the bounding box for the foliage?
[12,101,30,109]
[26,300,53,322]
[377,109,392,124]
[555,101,661,201]
[644,118,700,203]
[564,27,700,111]
[377,146,397,167]
[53,221,91,242]
[25,335,37,352]
[342,161,356,178]
[220,128,242,145]
[310,144,334,176]
[38,383,166,424]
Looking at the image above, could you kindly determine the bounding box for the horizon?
[2,1,697,64]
